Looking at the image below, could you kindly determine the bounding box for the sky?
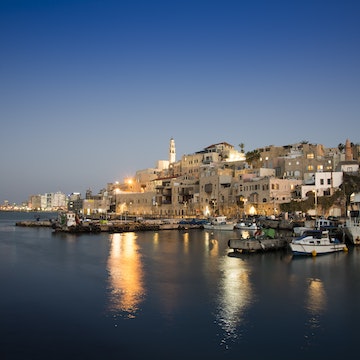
[1,0,359,204]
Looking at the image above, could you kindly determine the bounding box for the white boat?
[159,219,180,230]
[290,230,347,256]
[345,213,360,245]
[203,216,235,231]
[234,221,259,230]
[344,193,360,245]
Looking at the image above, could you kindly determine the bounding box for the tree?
[238,143,245,153]
[245,150,261,167]
[340,173,360,208]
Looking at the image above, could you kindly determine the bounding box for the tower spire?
[169,137,176,164]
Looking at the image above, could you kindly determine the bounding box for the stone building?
[106,138,358,219]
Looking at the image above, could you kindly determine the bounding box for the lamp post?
[114,188,120,218]
[313,189,318,227]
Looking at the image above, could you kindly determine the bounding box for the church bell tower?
[169,137,176,164]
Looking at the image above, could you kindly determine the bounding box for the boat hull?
[203,224,235,231]
[290,242,347,255]
[345,220,360,245]
[234,224,258,230]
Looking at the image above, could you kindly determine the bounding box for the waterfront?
[1,211,359,359]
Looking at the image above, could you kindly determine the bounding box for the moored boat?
[345,214,360,245]
[234,220,259,230]
[203,216,235,231]
[344,193,360,245]
[289,229,348,256]
[159,219,180,230]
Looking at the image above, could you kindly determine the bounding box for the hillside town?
[2,138,360,221]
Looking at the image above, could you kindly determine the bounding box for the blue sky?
[1,0,359,204]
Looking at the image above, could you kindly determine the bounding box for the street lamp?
[313,189,318,227]
[114,188,120,217]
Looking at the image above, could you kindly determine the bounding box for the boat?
[203,216,235,231]
[159,219,180,230]
[344,193,360,245]
[289,229,348,256]
[234,220,259,230]
[293,218,344,238]
[228,228,289,253]
[52,211,101,233]
[345,211,360,245]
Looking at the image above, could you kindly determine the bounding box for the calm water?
[0,211,359,360]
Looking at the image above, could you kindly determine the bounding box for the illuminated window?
[307,165,314,171]
[307,153,314,159]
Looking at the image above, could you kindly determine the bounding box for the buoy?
[343,246,348,252]
[312,250,317,257]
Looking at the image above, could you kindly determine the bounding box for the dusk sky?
[1,0,359,204]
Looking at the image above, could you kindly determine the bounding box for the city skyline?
[1,137,356,206]
[1,0,359,204]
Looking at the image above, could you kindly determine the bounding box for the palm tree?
[246,150,261,167]
[338,143,345,152]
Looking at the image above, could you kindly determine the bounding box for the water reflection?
[215,256,253,349]
[204,231,219,256]
[303,276,326,349]
[182,231,190,253]
[107,232,145,319]
[235,229,256,239]
[306,278,326,314]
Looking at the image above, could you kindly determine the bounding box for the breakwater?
[15,220,197,233]
[15,220,53,227]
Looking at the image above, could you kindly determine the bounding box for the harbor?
[2,210,360,360]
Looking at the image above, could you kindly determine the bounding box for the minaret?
[345,139,353,161]
[169,137,176,164]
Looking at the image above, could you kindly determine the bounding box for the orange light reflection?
[107,233,145,318]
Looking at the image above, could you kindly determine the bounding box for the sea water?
[0,211,359,360]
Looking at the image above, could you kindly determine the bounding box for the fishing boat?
[234,220,259,230]
[344,193,360,245]
[289,229,347,256]
[203,216,235,231]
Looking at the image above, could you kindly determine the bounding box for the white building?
[301,171,343,198]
